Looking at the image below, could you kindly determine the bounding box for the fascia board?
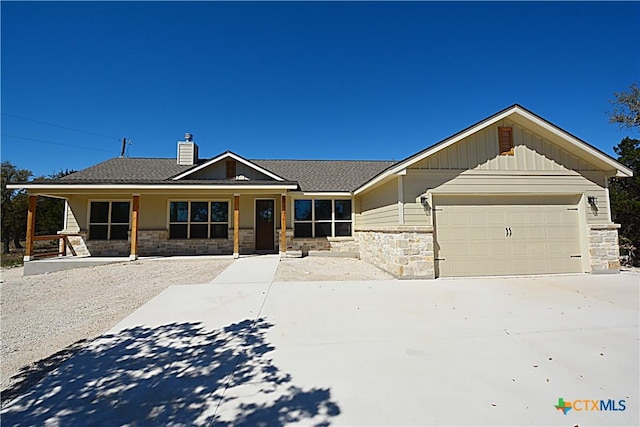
[513,107,634,177]
[299,192,353,197]
[355,108,517,195]
[8,184,299,191]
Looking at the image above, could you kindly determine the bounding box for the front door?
[255,199,275,251]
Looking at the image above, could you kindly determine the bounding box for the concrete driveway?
[2,256,638,426]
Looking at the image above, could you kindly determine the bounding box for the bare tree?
[609,82,640,131]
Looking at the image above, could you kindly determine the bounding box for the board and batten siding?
[64,200,81,232]
[355,179,398,228]
[397,119,611,226]
[402,169,610,225]
[358,119,613,229]
[187,161,272,181]
[412,120,600,172]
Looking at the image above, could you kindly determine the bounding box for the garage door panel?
[547,242,567,256]
[489,227,506,240]
[526,226,546,240]
[490,241,508,257]
[451,229,471,241]
[435,199,582,277]
[545,211,564,225]
[471,228,488,241]
[563,226,580,240]
[527,211,546,225]
[471,242,491,256]
[509,212,527,226]
[449,212,470,226]
[510,242,529,256]
[488,212,505,226]
[528,242,547,256]
[449,242,470,257]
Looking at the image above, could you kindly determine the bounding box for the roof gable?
[172,151,285,182]
[410,118,603,173]
[355,104,633,194]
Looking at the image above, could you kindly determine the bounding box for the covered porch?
[22,190,291,265]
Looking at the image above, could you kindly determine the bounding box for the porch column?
[233,194,240,259]
[24,195,37,262]
[129,194,140,261]
[280,194,287,256]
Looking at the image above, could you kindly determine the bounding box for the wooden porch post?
[280,194,287,256]
[129,194,140,261]
[233,194,240,259]
[24,195,37,261]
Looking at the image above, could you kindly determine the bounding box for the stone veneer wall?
[64,229,256,257]
[588,224,621,273]
[355,226,435,279]
[65,233,90,257]
[280,230,360,256]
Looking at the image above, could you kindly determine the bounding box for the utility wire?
[1,133,117,153]
[1,112,119,141]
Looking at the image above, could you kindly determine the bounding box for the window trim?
[293,198,353,238]
[167,199,231,239]
[88,200,131,240]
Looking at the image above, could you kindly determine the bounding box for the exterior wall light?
[588,196,598,206]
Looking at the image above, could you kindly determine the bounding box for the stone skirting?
[137,229,237,256]
[279,230,359,257]
[63,229,257,257]
[64,230,131,257]
[355,226,435,279]
[588,224,621,274]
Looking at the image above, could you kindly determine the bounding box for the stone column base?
[355,226,435,279]
[588,224,621,274]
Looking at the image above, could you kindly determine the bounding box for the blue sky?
[1,1,638,178]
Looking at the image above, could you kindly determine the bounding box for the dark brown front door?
[255,199,275,251]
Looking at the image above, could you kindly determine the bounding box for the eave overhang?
[7,183,299,191]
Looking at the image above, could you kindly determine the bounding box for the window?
[89,201,130,240]
[169,201,229,239]
[498,126,514,155]
[294,199,352,238]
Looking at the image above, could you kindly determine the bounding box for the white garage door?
[434,196,583,277]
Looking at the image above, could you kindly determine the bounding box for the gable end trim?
[172,151,286,181]
[354,104,633,195]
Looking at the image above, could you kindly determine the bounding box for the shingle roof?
[253,159,395,192]
[57,158,190,182]
[53,157,395,192]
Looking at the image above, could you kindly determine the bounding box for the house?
[13,105,633,278]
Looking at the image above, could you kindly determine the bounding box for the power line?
[1,133,117,153]
[1,112,119,141]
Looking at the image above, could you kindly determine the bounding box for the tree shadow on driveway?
[1,319,340,426]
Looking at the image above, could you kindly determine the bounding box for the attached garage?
[434,195,584,277]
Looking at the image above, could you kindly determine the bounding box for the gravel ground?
[0,255,391,395]
[0,256,233,393]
